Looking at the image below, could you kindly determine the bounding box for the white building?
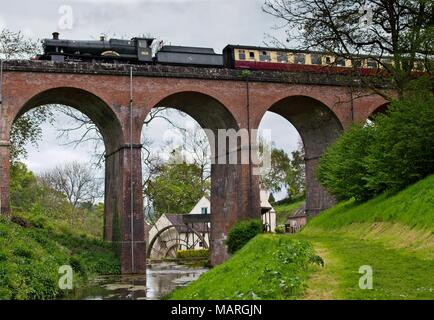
[187,191,276,232]
[189,196,210,214]
[260,189,277,232]
[147,191,276,259]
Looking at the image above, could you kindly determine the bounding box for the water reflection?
[66,262,208,300]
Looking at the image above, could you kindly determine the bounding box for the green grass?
[168,234,323,300]
[295,175,434,299]
[274,199,305,225]
[307,174,434,232]
[170,175,434,300]
[0,212,120,300]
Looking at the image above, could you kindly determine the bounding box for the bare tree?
[263,0,434,98]
[40,161,103,225]
[0,28,40,59]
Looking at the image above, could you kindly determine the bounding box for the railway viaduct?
[0,60,388,273]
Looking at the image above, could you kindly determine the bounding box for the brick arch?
[3,87,139,272]
[265,95,343,155]
[368,102,390,119]
[141,90,258,266]
[144,90,240,130]
[257,95,344,215]
[10,87,124,154]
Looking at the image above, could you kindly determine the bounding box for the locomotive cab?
[133,37,154,62]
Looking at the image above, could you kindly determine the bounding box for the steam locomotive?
[38,32,406,75]
[38,32,224,67]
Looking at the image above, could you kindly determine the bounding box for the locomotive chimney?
[100,35,106,41]
[52,32,60,40]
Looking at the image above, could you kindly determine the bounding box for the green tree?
[145,161,208,215]
[261,148,291,193]
[9,162,69,216]
[317,124,375,201]
[363,79,434,194]
[260,142,305,200]
[318,78,434,201]
[286,148,305,199]
[10,162,41,210]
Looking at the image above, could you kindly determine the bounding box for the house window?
[311,54,321,65]
[294,53,305,64]
[238,50,246,60]
[249,51,255,60]
[201,207,208,214]
[277,52,288,63]
[199,241,204,247]
[259,51,271,62]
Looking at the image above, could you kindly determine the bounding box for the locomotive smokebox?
[52,32,59,40]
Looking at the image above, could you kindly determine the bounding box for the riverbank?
[170,175,434,300]
[0,212,120,299]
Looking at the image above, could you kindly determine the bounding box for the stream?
[65,262,208,300]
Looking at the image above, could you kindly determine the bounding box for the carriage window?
[336,57,346,67]
[381,58,392,69]
[294,53,305,64]
[238,50,246,60]
[277,52,288,63]
[367,59,378,68]
[311,54,321,65]
[249,51,255,60]
[352,59,362,68]
[325,56,332,64]
[259,51,271,62]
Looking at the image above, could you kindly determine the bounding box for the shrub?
[226,219,262,254]
[176,249,209,259]
[275,225,286,234]
[318,79,434,201]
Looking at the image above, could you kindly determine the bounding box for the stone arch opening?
[368,102,390,120]
[259,95,344,216]
[8,87,125,246]
[143,91,257,266]
[15,87,123,153]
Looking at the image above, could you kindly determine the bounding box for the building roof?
[285,203,307,223]
[165,214,210,234]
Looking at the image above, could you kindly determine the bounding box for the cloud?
[0,15,6,29]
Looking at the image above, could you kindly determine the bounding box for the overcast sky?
[2,0,301,200]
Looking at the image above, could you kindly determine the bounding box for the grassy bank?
[170,175,434,300]
[0,212,120,300]
[297,174,434,299]
[274,199,304,225]
[168,234,323,300]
